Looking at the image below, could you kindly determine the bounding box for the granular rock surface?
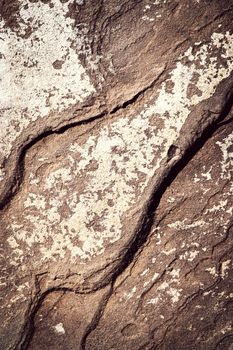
[0,0,233,349]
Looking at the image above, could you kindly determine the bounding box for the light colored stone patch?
[153,0,167,3]
[148,279,182,305]
[141,14,155,22]
[147,297,159,305]
[142,0,168,21]
[7,31,233,267]
[0,168,5,182]
[167,287,181,303]
[193,165,213,183]
[0,0,96,165]
[220,323,232,335]
[216,131,233,180]
[123,287,137,301]
[140,268,149,277]
[168,219,206,230]
[194,165,212,184]
[53,322,65,335]
[183,32,233,103]
[206,199,228,213]
[180,250,199,261]
[0,281,30,312]
[162,248,176,256]
[167,196,176,203]
[221,259,231,277]
[142,269,182,305]
[201,166,212,180]
[206,266,218,277]
[169,269,180,279]
[194,174,201,183]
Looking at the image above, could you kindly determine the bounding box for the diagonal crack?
[95,88,233,289]
[67,88,233,349]
[79,284,113,350]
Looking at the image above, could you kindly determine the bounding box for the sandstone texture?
[0,0,233,349]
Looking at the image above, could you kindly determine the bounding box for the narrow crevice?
[107,89,233,288]
[79,284,113,350]
[76,87,233,291]
[217,114,233,127]
[14,285,94,349]
[110,65,166,115]
[15,291,48,350]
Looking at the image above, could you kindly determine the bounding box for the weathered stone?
[0,0,233,349]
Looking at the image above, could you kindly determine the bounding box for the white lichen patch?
[221,259,231,277]
[53,322,65,335]
[146,277,182,305]
[200,166,212,181]
[6,30,233,267]
[0,0,96,169]
[216,131,233,180]
[180,250,199,262]
[167,287,181,303]
[123,287,137,301]
[168,219,206,230]
[147,297,159,305]
[206,199,228,213]
[142,0,168,21]
[194,166,213,183]
[162,248,176,256]
[206,266,218,277]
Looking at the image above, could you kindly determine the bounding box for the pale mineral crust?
[0,0,233,349]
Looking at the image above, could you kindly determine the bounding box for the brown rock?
[0,0,233,349]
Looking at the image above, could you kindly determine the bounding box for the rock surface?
[0,0,233,349]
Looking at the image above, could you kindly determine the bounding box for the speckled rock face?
[0,0,233,349]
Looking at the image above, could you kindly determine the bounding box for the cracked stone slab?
[84,119,233,350]
[0,1,233,349]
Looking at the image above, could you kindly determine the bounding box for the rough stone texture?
[0,0,233,349]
